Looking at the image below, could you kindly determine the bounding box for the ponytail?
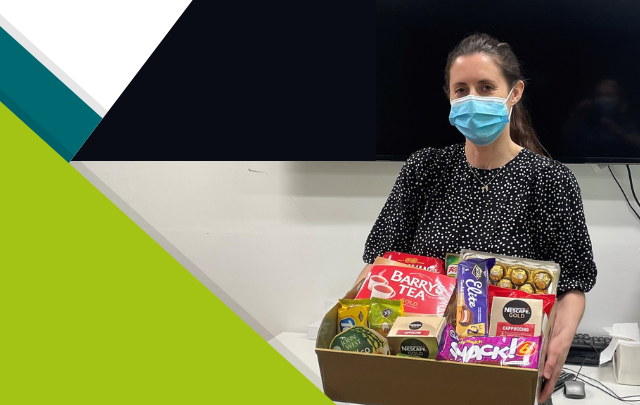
[510,99,547,156]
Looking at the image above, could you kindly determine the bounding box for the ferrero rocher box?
[315,279,556,405]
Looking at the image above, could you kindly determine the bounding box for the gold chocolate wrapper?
[497,278,514,289]
[489,263,507,282]
[519,283,535,294]
[532,269,553,290]
[504,265,513,280]
[509,266,529,286]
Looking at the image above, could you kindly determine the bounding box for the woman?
[355,33,597,404]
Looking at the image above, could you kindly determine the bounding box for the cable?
[575,375,640,402]
[627,165,640,208]
[576,374,640,402]
[587,340,628,398]
[575,356,586,380]
[557,340,640,403]
[563,369,640,402]
[562,367,640,402]
[610,166,640,221]
[575,372,640,400]
[569,368,620,399]
[587,339,601,365]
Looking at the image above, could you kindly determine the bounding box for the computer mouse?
[564,380,586,399]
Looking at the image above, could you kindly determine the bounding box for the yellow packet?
[337,299,370,333]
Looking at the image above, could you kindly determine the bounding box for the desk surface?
[269,332,640,405]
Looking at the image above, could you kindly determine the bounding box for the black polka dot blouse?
[363,143,597,294]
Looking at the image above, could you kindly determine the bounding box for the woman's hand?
[538,326,574,402]
[538,291,586,403]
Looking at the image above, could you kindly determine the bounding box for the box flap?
[345,278,365,300]
[316,303,339,350]
[316,279,365,349]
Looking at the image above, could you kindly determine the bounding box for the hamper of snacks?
[315,251,560,405]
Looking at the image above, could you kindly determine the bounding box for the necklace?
[466,157,509,193]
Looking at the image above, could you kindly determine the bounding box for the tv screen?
[376,0,640,163]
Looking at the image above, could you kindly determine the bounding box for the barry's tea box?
[387,316,446,359]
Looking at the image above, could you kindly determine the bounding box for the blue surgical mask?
[449,88,514,146]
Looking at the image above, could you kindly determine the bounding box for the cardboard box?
[614,342,640,385]
[316,279,556,405]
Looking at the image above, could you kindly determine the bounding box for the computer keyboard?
[571,333,612,350]
[566,333,613,365]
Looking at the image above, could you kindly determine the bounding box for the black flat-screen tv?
[376,0,640,163]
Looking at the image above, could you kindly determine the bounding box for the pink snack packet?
[437,324,541,369]
[436,324,459,361]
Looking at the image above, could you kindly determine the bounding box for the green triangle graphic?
[0,100,332,404]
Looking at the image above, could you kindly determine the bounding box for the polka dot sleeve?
[362,148,438,264]
[530,162,597,293]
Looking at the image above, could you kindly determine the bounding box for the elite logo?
[471,265,483,280]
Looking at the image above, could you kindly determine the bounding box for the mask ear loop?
[506,87,516,120]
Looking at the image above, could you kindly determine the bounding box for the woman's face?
[449,53,515,101]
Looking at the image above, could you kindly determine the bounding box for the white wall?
[568,164,640,334]
[76,161,640,337]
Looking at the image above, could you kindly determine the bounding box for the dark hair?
[443,33,547,156]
